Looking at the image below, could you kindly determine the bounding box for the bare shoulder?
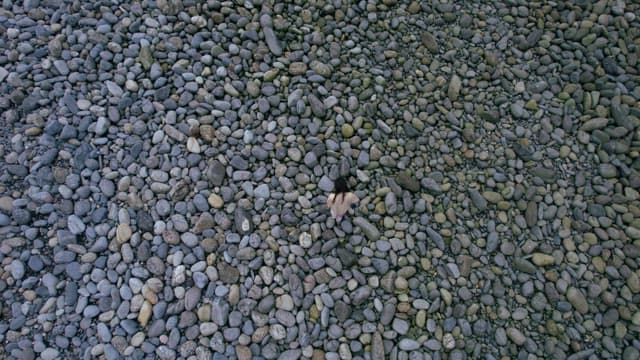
[327,193,336,206]
[346,192,359,203]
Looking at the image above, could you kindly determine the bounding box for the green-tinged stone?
[483,191,502,204]
[531,253,555,266]
[264,69,279,81]
[567,287,589,314]
[626,226,640,240]
[513,257,536,274]
[342,124,354,138]
[525,99,538,111]
[627,272,640,293]
[615,322,627,339]
[478,108,500,123]
[592,257,606,273]
[138,46,153,70]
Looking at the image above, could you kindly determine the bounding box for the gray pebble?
[10,260,25,280]
[67,215,86,234]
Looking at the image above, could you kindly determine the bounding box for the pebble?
[67,215,86,234]
[371,332,385,360]
[506,327,526,345]
[469,189,487,210]
[398,339,420,351]
[353,217,380,241]
[567,287,589,314]
[116,224,132,243]
[531,253,555,266]
[10,260,25,280]
[448,74,461,101]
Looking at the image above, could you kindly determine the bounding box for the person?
[326,177,359,222]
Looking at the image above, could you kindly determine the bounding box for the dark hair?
[334,177,349,195]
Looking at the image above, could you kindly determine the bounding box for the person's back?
[326,177,358,222]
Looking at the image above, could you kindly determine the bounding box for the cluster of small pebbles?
[1,0,640,359]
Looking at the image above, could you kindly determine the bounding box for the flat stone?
[426,227,445,250]
[208,193,224,209]
[41,348,59,360]
[506,327,526,345]
[371,332,385,360]
[28,255,44,271]
[448,74,461,101]
[207,161,226,186]
[10,260,25,280]
[318,175,334,192]
[351,286,371,306]
[442,333,456,350]
[580,117,609,131]
[623,347,640,360]
[531,253,555,266]
[67,215,86,234]
[116,224,132,243]
[147,256,165,276]
[396,172,420,193]
[187,137,201,153]
[269,324,286,340]
[398,339,420,351]
[164,124,186,142]
[353,217,380,241]
[260,14,282,56]
[217,262,239,283]
[138,300,152,327]
[601,308,619,327]
[53,60,69,75]
[184,287,201,311]
[566,287,589,314]
[193,213,214,233]
[525,201,537,227]
[513,257,537,274]
[392,318,409,334]
[105,80,123,97]
[334,301,351,323]
[276,294,294,311]
[469,189,487,210]
[599,164,617,178]
[307,93,326,118]
[234,208,252,235]
[137,210,154,232]
[627,272,640,293]
[483,191,502,204]
[421,177,442,194]
[530,166,556,183]
[254,184,270,199]
[236,345,252,360]
[421,32,439,53]
[336,248,357,267]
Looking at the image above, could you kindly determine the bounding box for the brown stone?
[217,262,239,283]
[193,213,214,233]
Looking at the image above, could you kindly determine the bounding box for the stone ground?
[1,0,640,359]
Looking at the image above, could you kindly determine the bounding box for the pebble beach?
[1,0,640,359]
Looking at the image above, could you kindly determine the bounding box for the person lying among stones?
[326,177,359,222]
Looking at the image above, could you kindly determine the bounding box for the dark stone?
[602,57,622,75]
[137,210,154,232]
[206,161,226,186]
[7,165,28,177]
[12,208,31,225]
[512,142,533,161]
[217,262,239,283]
[396,172,420,192]
[336,248,357,267]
